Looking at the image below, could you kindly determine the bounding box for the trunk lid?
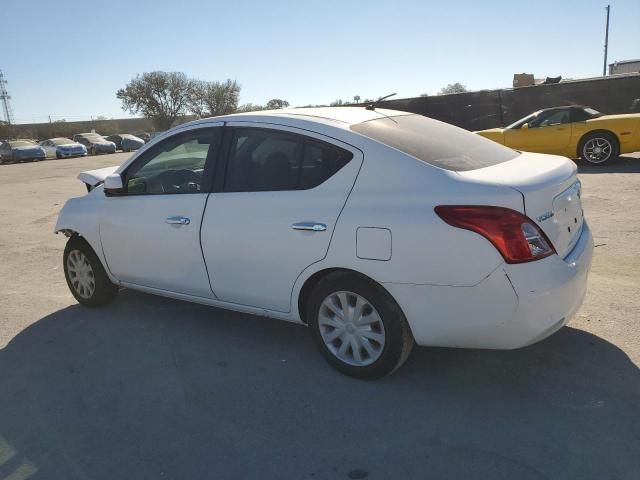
[457,152,583,258]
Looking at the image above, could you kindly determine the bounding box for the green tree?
[266,99,290,109]
[438,82,468,95]
[117,71,192,130]
[236,103,267,113]
[188,79,241,118]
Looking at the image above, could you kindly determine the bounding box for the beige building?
[609,59,640,75]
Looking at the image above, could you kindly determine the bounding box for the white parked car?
[40,137,88,159]
[55,107,593,378]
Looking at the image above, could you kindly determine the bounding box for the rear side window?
[351,114,519,171]
[225,129,302,191]
[224,128,353,192]
[300,140,353,189]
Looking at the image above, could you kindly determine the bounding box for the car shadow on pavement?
[578,154,640,174]
[1,290,639,480]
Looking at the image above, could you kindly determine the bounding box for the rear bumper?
[384,222,594,349]
[92,145,116,153]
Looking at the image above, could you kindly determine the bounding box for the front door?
[200,123,363,312]
[504,109,572,155]
[100,125,222,298]
[42,141,56,158]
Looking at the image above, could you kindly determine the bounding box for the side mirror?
[104,173,124,195]
[521,123,529,129]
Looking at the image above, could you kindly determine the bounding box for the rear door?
[99,124,222,298]
[201,123,363,313]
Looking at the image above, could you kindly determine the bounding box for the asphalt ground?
[1,152,639,479]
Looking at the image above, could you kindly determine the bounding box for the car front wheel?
[63,236,118,307]
[308,272,414,379]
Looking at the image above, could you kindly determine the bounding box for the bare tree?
[116,71,192,130]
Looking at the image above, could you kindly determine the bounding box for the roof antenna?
[365,93,397,110]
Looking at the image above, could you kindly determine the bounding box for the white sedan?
[55,107,593,378]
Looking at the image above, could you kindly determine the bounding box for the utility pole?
[603,4,610,76]
[0,69,14,125]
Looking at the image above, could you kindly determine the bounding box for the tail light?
[434,205,555,264]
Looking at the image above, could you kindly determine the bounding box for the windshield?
[351,114,519,171]
[8,141,35,147]
[51,138,74,145]
[506,112,539,129]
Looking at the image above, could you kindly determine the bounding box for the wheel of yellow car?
[579,131,618,165]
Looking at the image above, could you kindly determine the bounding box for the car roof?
[184,107,414,130]
[538,105,590,113]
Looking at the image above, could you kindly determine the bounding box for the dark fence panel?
[425,90,503,131]
[377,74,640,130]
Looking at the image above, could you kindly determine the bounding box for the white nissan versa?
[55,107,593,378]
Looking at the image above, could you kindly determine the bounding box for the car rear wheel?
[64,236,118,307]
[579,132,618,165]
[307,272,414,379]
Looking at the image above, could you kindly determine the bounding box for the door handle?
[292,222,327,232]
[166,216,190,225]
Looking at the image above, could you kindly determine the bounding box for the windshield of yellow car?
[506,112,539,130]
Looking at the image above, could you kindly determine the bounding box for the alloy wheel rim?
[583,138,612,164]
[318,291,385,367]
[67,250,95,299]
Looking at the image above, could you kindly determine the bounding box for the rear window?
[351,114,519,171]
[51,138,73,145]
[9,141,35,147]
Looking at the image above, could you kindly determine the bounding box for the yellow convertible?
[476,106,640,165]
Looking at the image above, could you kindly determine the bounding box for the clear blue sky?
[2,0,638,123]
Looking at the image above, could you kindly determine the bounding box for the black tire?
[578,131,618,165]
[63,236,118,307]
[307,272,414,379]
[56,152,62,159]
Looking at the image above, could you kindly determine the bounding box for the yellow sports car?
[476,105,640,165]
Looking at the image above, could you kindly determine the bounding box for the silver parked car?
[0,140,46,163]
[72,133,116,155]
[105,134,145,152]
[40,137,88,159]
